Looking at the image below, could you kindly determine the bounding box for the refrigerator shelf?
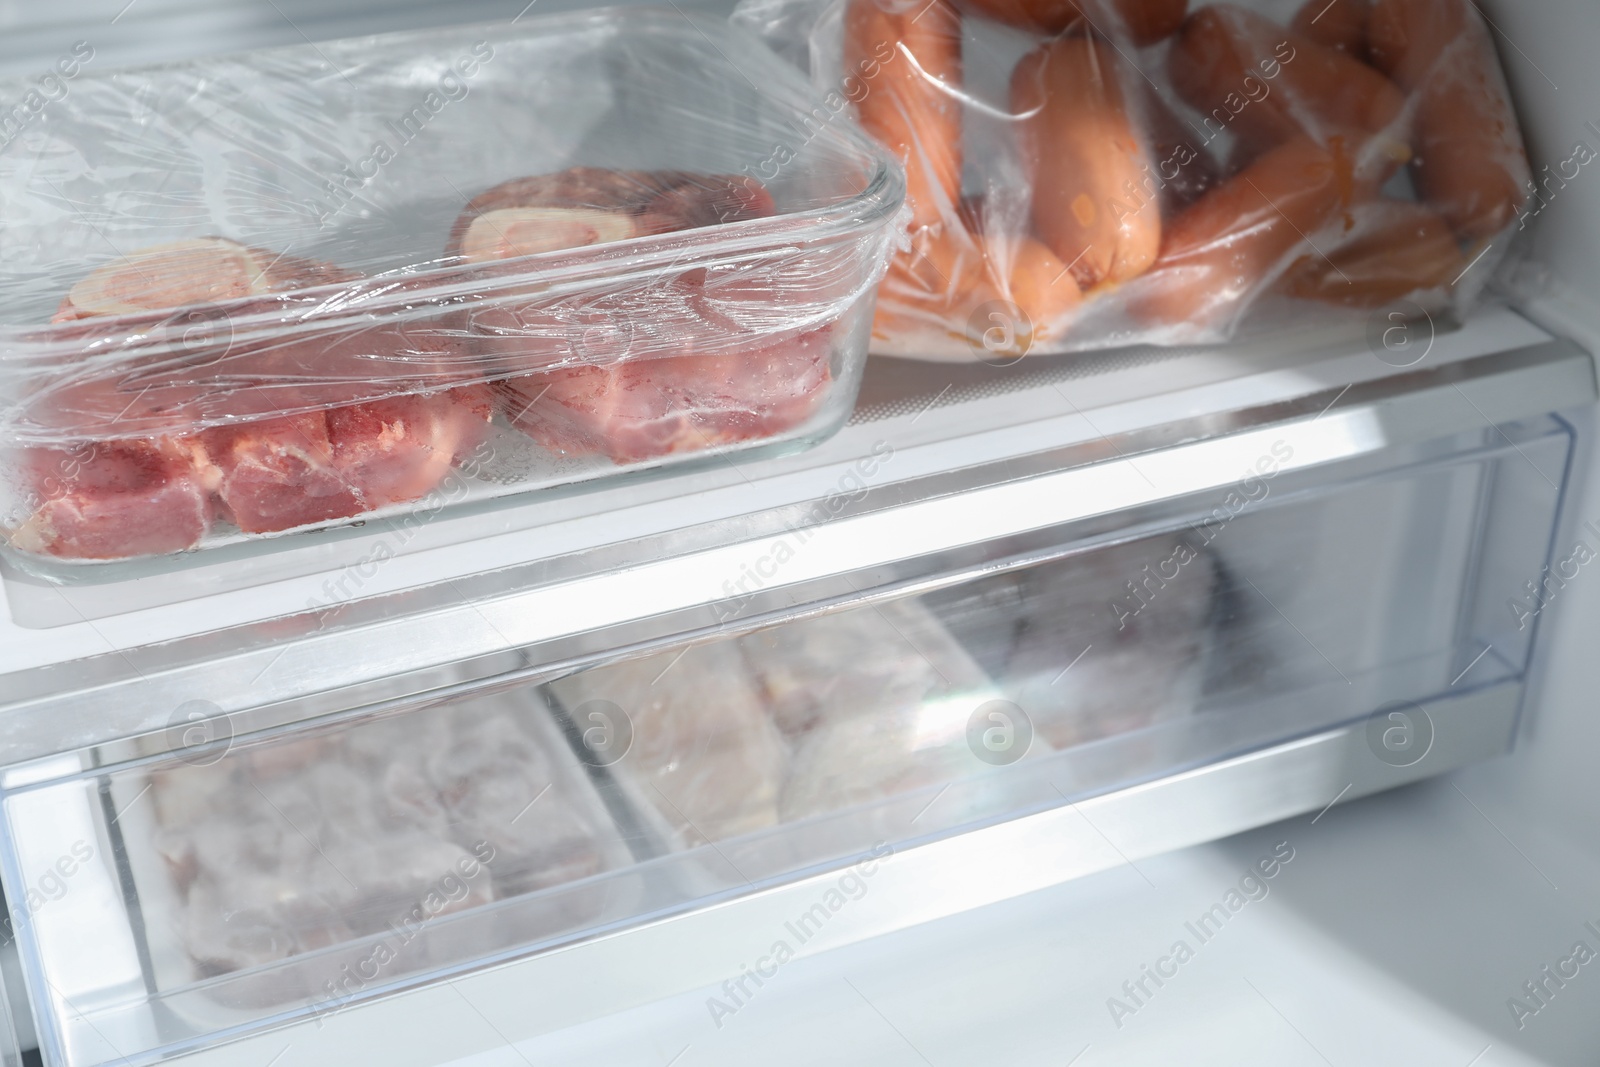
[0,308,1587,768]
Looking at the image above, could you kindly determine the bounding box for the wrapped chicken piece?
[570,600,1016,841]
[318,832,496,937]
[549,640,788,843]
[733,605,958,738]
[336,712,457,839]
[735,598,1011,822]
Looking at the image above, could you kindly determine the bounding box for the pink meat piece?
[11,438,214,559]
[25,238,499,554]
[637,174,779,234]
[198,412,362,534]
[452,168,830,464]
[200,384,493,534]
[498,328,832,464]
[326,384,494,509]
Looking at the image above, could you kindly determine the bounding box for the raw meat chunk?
[51,237,357,322]
[639,173,778,234]
[198,385,493,534]
[453,168,825,463]
[197,413,363,533]
[24,236,495,553]
[498,328,831,463]
[326,386,493,508]
[9,438,213,559]
[446,169,776,259]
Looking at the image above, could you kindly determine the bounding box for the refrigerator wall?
[1466,0,1600,848]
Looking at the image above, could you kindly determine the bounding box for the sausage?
[1140,88,1222,213]
[1013,35,1161,289]
[1367,0,1462,83]
[1290,0,1370,58]
[1003,234,1085,334]
[845,0,963,231]
[1368,0,1531,240]
[876,223,1081,352]
[1280,198,1462,306]
[1135,135,1382,327]
[960,0,1188,46]
[1168,5,1405,160]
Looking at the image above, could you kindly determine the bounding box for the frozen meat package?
[0,9,905,571]
[733,0,1533,359]
[550,537,1219,851]
[122,691,630,1010]
[548,598,1011,847]
[985,534,1218,749]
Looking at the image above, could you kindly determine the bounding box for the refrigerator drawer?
[0,407,1577,1066]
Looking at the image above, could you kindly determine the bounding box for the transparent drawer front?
[1,417,1570,1066]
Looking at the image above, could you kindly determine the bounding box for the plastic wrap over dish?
[0,9,905,568]
[733,0,1531,360]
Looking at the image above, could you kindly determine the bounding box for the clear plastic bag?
[732,0,1531,360]
[0,9,905,568]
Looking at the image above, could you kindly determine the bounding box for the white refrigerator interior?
[1,0,1599,1065]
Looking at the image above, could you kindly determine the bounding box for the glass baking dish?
[0,7,904,577]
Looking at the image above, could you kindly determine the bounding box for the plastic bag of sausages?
[732,0,1532,360]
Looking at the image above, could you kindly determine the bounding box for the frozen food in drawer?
[0,8,904,573]
[541,417,1570,885]
[548,537,1217,867]
[1,687,646,1065]
[0,417,1570,1067]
